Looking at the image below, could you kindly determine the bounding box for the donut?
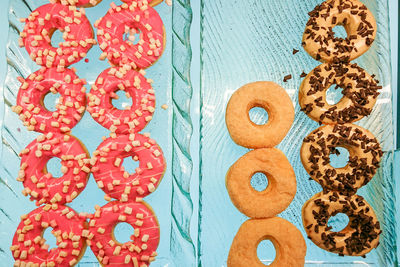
[228,217,306,267]
[11,204,87,267]
[91,134,165,201]
[302,190,381,256]
[121,0,164,7]
[226,148,297,218]
[225,81,294,149]
[301,123,382,195]
[302,0,377,63]
[20,3,95,68]
[299,62,381,124]
[13,68,86,134]
[48,0,102,7]
[87,67,155,134]
[87,201,159,266]
[17,133,91,206]
[96,2,165,69]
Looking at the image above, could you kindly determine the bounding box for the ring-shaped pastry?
[11,204,87,266]
[87,201,159,266]
[228,217,306,267]
[302,0,377,63]
[21,3,95,68]
[301,124,382,195]
[299,62,381,124]
[302,190,381,256]
[225,81,294,149]
[226,148,297,218]
[18,133,91,206]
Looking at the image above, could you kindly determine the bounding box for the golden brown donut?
[225,81,294,148]
[299,62,381,125]
[302,190,381,256]
[228,217,306,267]
[226,148,297,218]
[300,123,382,195]
[302,0,377,63]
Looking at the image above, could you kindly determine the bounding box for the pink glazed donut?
[96,2,165,69]
[87,201,159,266]
[11,204,87,267]
[17,133,91,206]
[13,67,86,134]
[48,0,102,7]
[20,3,95,68]
[87,67,155,134]
[91,134,165,202]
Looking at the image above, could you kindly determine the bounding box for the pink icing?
[88,201,159,266]
[14,67,86,134]
[91,134,165,201]
[11,204,87,267]
[47,0,102,7]
[87,67,155,134]
[18,133,91,206]
[96,2,165,69]
[21,3,95,68]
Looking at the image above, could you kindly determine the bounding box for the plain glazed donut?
[20,3,95,68]
[91,134,165,202]
[13,68,86,134]
[228,217,306,267]
[11,204,87,267]
[226,148,297,218]
[301,123,382,195]
[96,2,165,69]
[302,0,377,63]
[87,67,155,134]
[225,81,294,149]
[299,62,381,124]
[87,201,159,266]
[48,0,102,7]
[302,190,381,256]
[17,133,91,206]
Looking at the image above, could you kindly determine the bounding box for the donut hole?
[329,146,350,168]
[326,84,344,105]
[42,227,58,251]
[332,25,348,40]
[43,91,61,112]
[249,107,269,125]
[257,239,276,265]
[251,172,269,192]
[123,26,142,45]
[113,222,135,244]
[49,28,66,48]
[122,156,140,175]
[111,90,132,110]
[46,157,64,178]
[328,212,350,232]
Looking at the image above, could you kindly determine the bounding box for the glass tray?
[0,0,196,266]
[0,0,397,266]
[199,0,396,266]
